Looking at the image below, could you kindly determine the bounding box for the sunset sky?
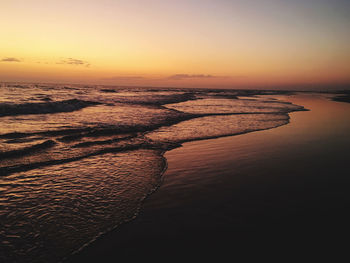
[1,0,349,89]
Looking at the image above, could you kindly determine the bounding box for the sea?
[0,83,306,262]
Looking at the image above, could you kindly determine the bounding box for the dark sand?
[69,94,350,261]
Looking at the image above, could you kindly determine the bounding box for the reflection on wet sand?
[70,93,350,260]
[0,84,307,262]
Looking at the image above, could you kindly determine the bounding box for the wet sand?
[69,94,350,261]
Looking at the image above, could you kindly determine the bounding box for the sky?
[1,0,349,89]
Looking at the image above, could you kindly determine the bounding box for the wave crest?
[0,99,100,117]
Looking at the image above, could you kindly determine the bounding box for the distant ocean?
[0,83,307,262]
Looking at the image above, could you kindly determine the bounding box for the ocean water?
[0,83,306,262]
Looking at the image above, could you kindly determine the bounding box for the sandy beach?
[3,2,350,262]
[68,93,350,261]
[0,85,311,262]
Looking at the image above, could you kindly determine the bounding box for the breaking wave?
[0,99,100,117]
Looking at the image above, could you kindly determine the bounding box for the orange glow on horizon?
[1,0,349,89]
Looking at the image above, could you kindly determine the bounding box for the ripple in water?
[0,150,165,262]
[0,84,306,262]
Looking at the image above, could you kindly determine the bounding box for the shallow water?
[163,93,350,192]
[0,84,306,262]
[81,93,349,260]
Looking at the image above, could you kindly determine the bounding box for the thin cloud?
[1,57,22,62]
[57,58,90,67]
[101,76,145,81]
[168,74,215,80]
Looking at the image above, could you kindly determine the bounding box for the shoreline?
[64,121,293,261]
[68,93,350,261]
[64,95,306,261]
[64,151,169,262]
[65,95,302,261]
